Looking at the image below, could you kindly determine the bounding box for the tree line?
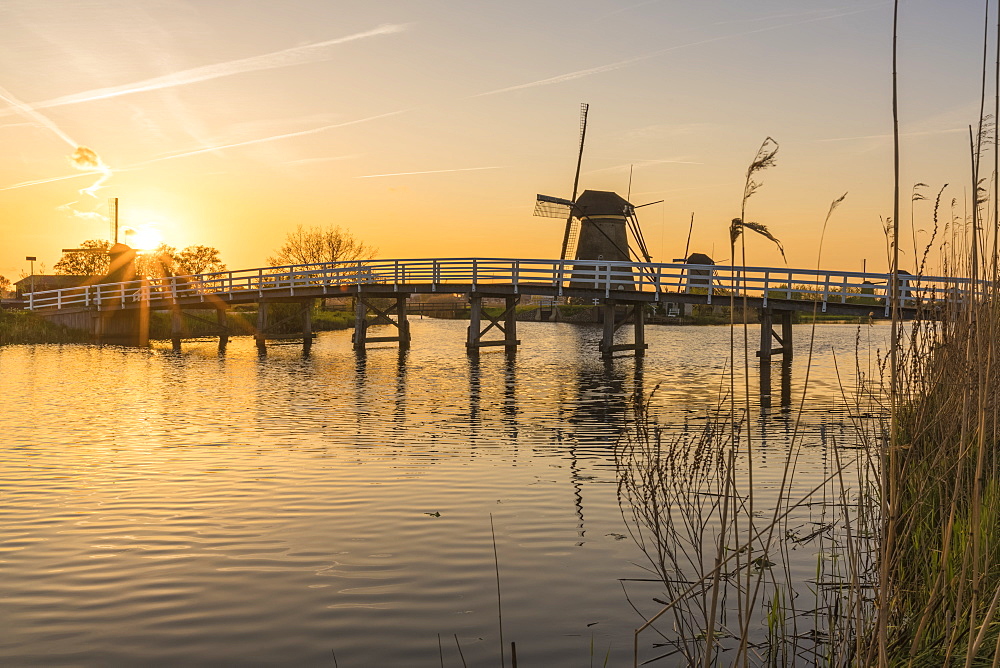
[0,224,375,297]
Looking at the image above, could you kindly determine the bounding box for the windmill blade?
[561,103,589,260]
[625,209,652,264]
[534,194,575,219]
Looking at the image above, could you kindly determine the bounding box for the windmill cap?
[686,253,714,265]
[574,190,634,217]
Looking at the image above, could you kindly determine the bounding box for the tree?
[268,224,375,266]
[134,244,177,279]
[53,239,111,275]
[175,245,226,275]
[0,275,10,297]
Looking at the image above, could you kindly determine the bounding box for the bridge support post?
[633,300,646,357]
[756,308,793,360]
[466,294,520,355]
[599,300,648,358]
[353,297,368,352]
[93,311,104,343]
[352,293,410,352]
[217,308,229,352]
[302,300,313,353]
[255,303,268,354]
[171,306,183,351]
[138,296,150,347]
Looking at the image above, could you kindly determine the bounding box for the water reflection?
[0,320,885,667]
[759,355,793,413]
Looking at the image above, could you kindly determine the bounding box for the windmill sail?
[561,103,589,260]
[533,194,575,218]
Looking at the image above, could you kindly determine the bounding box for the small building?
[684,253,715,292]
[15,275,91,298]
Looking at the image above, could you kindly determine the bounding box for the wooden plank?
[260,333,317,340]
[471,339,521,348]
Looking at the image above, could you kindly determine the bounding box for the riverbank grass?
[0,309,91,345]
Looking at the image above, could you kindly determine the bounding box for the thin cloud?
[135,110,405,165]
[0,112,399,191]
[0,84,112,196]
[0,172,93,192]
[285,154,358,166]
[0,84,76,148]
[357,166,501,178]
[587,158,703,173]
[712,4,884,27]
[816,128,965,142]
[475,6,882,97]
[17,24,408,112]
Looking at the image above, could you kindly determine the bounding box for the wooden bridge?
[23,257,956,359]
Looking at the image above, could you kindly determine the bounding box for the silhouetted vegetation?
[0,310,90,345]
[268,224,376,266]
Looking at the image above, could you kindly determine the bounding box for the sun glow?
[124,224,164,251]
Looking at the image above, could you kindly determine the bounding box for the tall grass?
[618,2,1000,661]
[0,309,91,345]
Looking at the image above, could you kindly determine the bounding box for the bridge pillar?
[217,308,229,352]
[599,300,648,358]
[756,308,793,361]
[92,310,104,343]
[255,303,268,354]
[253,301,314,353]
[466,294,519,355]
[171,306,183,351]
[302,300,313,354]
[352,294,411,352]
[760,356,793,412]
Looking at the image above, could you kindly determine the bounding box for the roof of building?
[14,274,91,288]
[686,253,714,265]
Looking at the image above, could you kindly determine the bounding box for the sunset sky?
[0,0,992,281]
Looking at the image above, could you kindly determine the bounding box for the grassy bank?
[0,310,91,345]
[145,305,353,340]
[872,289,1000,664]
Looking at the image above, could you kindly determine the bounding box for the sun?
[124,224,164,251]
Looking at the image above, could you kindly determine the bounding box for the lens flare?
[123,224,164,251]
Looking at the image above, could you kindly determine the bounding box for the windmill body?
[572,190,632,263]
[570,190,635,291]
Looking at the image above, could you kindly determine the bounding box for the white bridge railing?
[23,257,974,317]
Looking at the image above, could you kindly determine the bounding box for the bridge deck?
[24,257,960,319]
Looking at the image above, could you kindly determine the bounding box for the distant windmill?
[62,198,121,253]
[533,106,658,265]
[61,198,136,282]
[109,197,119,244]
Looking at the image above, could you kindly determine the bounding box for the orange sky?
[0,1,993,281]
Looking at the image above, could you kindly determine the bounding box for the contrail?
[816,128,965,142]
[0,84,112,196]
[285,155,357,166]
[135,110,405,165]
[18,24,407,112]
[475,6,882,96]
[0,172,94,192]
[0,111,402,191]
[0,84,76,147]
[588,158,703,173]
[356,166,500,178]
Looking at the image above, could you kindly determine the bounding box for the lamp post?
[25,256,36,295]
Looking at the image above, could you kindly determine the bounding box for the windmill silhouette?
[533,105,656,266]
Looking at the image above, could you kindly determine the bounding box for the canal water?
[0,319,887,666]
